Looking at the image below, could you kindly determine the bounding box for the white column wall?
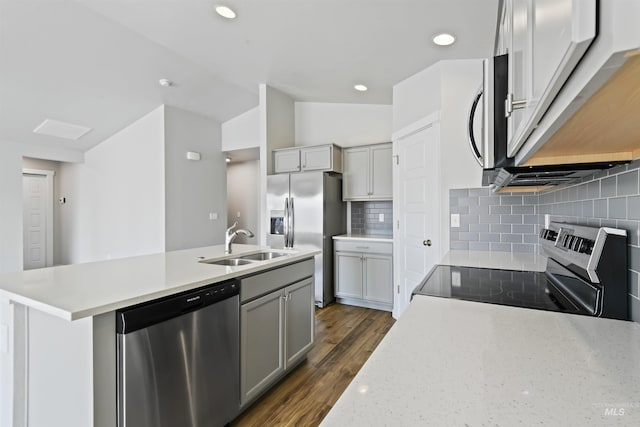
[0,141,83,427]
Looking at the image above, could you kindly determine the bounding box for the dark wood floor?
[232,303,395,427]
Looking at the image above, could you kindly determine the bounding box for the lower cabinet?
[239,261,314,408]
[335,240,393,311]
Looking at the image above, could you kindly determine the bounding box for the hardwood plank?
[232,303,394,427]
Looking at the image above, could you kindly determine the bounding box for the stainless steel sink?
[239,251,288,261]
[202,258,254,266]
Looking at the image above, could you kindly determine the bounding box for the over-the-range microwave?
[468,55,625,192]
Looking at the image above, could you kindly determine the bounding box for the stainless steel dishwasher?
[116,279,240,427]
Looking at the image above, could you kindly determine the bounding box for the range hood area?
[482,161,627,193]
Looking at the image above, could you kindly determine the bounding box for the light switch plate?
[209,212,218,220]
[451,213,460,228]
[378,213,385,222]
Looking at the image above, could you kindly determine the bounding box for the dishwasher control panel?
[116,279,239,334]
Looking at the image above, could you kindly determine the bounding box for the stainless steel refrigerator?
[267,171,345,307]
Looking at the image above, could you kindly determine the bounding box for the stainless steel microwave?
[470,55,624,191]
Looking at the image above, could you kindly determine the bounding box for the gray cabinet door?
[335,252,363,298]
[301,146,332,171]
[274,149,301,173]
[364,254,393,304]
[240,289,285,407]
[370,143,393,199]
[343,147,370,200]
[285,278,314,369]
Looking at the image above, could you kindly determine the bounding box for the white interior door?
[393,122,441,318]
[22,171,53,270]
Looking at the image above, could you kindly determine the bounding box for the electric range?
[413,221,629,320]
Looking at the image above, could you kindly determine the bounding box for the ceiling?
[0,0,498,153]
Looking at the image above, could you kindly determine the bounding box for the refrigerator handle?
[284,197,290,247]
[289,197,295,248]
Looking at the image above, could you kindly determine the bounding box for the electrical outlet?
[378,213,384,222]
[209,212,218,220]
[451,270,461,287]
[450,213,460,228]
[236,211,241,218]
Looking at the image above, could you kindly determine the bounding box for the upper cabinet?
[502,0,640,166]
[504,0,597,157]
[343,143,392,201]
[273,144,342,174]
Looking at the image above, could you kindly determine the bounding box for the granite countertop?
[440,249,547,272]
[321,295,640,426]
[333,234,393,243]
[0,244,319,321]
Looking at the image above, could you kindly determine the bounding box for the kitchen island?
[321,295,640,426]
[0,244,319,426]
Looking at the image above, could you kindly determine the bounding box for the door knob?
[423,239,432,247]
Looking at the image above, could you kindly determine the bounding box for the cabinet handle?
[423,239,432,247]
[505,92,526,118]
[355,246,369,249]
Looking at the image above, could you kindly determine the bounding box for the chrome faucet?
[225,221,254,254]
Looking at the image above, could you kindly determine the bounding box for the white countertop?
[440,250,547,272]
[333,234,393,243]
[0,244,319,321]
[321,295,640,426]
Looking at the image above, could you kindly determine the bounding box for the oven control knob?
[572,237,583,252]
[563,235,573,249]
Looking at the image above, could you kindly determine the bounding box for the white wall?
[226,160,260,244]
[58,106,165,264]
[164,105,226,251]
[393,64,442,132]
[258,85,295,244]
[221,106,259,151]
[261,85,295,175]
[0,141,83,427]
[295,102,392,147]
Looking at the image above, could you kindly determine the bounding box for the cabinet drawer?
[334,240,392,255]
[240,258,314,303]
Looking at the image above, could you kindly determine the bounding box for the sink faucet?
[225,221,254,254]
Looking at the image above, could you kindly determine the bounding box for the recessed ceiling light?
[354,84,368,92]
[158,78,173,87]
[215,5,237,19]
[433,33,456,46]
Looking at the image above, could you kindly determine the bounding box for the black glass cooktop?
[412,264,589,315]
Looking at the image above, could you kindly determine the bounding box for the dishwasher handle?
[116,279,239,334]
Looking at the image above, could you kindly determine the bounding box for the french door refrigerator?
[267,171,345,307]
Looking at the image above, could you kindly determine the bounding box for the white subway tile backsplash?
[601,176,617,197]
[351,201,393,235]
[594,199,608,218]
[609,197,627,220]
[490,205,511,214]
[628,196,640,220]
[618,170,639,196]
